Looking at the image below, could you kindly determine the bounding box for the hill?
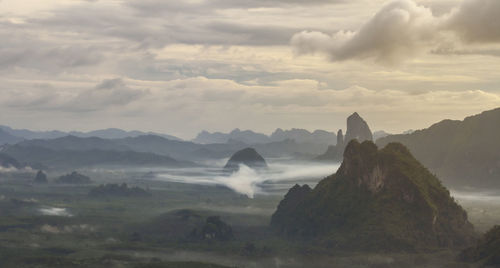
[55,171,92,184]
[376,108,500,189]
[0,153,22,169]
[224,148,267,172]
[2,145,191,169]
[271,140,475,251]
[0,125,182,141]
[0,129,23,145]
[270,128,336,145]
[460,225,500,266]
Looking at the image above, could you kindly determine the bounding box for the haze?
[1,0,500,139]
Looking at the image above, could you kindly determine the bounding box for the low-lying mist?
[154,159,340,198]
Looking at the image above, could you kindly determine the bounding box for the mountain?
[373,130,391,140]
[7,133,335,166]
[2,145,191,169]
[271,140,475,251]
[224,148,267,172]
[0,129,24,145]
[194,128,337,146]
[460,225,500,266]
[376,108,500,189]
[34,170,48,183]
[193,129,270,144]
[0,153,22,169]
[316,112,373,161]
[344,112,373,143]
[0,125,182,141]
[270,128,336,145]
[69,128,182,141]
[16,136,131,152]
[0,125,66,140]
[55,171,92,184]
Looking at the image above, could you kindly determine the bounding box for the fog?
[154,160,340,198]
[452,190,500,203]
[38,207,72,217]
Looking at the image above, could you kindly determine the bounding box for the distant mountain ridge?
[377,107,500,189]
[193,128,336,145]
[0,125,182,142]
[0,129,24,145]
[2,133,330,169]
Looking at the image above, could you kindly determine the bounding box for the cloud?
[128,0,344,15]
[445,0,500,43]
[291,0,500,63]
[1,78,148,113]
[70,78,149,112]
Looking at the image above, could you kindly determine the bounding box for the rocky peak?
[336,129,344,146]
[344,112,373,144]
[272,140,475,250]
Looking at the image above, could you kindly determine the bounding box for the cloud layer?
[292,0,500,63]
[0,0,499,138]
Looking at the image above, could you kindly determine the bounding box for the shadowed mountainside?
[460,225,500,266]
[272,140,476,251]
[377,108,500,189]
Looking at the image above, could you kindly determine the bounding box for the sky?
[1,0,499,139]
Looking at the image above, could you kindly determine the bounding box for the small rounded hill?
[223,147,267,172]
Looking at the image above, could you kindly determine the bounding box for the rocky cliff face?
[316,112,373,162]
[223,147,267,172]
[336,129,344,148]
[273,140,475,251]
[344,112,373,143]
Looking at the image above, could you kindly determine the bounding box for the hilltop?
[272,140,475,251]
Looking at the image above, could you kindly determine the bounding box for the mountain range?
[377,108,500,189]
[193,128,337,145]
[0,125,182,144]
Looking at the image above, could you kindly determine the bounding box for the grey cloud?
[291,0,500,63]
[128,0,344,15]
[0,21,103,72]
[28,3,307,48]
[292,0,438,63]
[3,79,148,113]
[446,0,500,43]
[72,78,149,112]
[431,47,500,57]
[206,22,301,46]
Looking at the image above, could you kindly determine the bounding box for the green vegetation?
[0,155,497,267]
[272,140,476,251]
[89,183,151,197]
[377,107,500,189]
[460,225,500,266]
